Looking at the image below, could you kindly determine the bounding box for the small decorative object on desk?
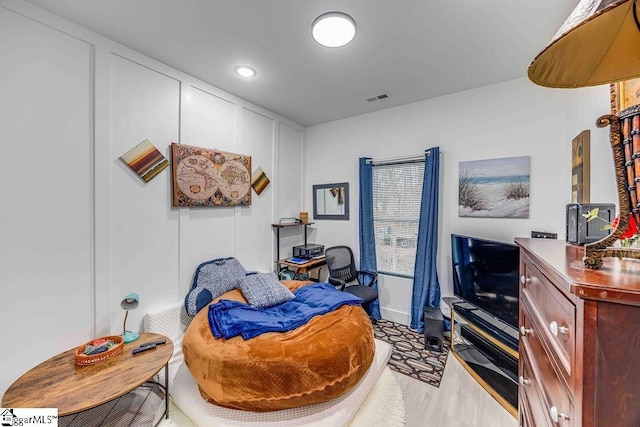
[584,210,639,247]
[75,336,124,366]
[299,211,308,223]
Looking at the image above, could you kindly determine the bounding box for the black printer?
[292,244,324,259]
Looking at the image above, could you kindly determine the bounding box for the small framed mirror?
[313,182,349,220]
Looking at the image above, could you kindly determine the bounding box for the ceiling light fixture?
[234,66,256,78]
[312,11,356,48]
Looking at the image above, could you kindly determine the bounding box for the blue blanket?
[208,282,363,340]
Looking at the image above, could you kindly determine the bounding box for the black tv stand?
[444,298,519,418]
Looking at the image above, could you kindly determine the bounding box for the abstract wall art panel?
[120,139,169,182]
[251,167,270,196]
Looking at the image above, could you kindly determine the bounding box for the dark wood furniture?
[516,238,640,426]
[2,332,173,420]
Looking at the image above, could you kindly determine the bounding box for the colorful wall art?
[120,139,169,182]
[571,130,590,203]
[251,167,270,195]
[458,156,530,218]
[171,143,251,207]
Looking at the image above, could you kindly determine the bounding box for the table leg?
[164,363,169,419]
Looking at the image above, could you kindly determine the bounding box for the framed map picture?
[171,143,251,207]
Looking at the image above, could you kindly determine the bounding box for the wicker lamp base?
[584,106,640,269]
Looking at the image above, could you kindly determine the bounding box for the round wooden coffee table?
[2,332,173,420]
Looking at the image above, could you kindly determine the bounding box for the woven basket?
[75,335,124,366]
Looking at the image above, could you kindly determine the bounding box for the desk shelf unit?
[272,222,326,280]
[272,222,314,263]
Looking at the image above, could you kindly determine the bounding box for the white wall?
[304,78,616,324]
[0,0,303,395]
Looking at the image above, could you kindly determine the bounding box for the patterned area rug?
[373,319,449,387]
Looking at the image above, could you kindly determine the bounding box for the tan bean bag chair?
[182,280,375,412]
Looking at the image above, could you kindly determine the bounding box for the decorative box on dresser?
[515,238,640,427]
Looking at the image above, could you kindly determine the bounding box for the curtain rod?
[366,150,431,166]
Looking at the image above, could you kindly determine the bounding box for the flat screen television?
[451,234,520,330]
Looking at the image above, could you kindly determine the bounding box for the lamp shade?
[120,293,139,310]
[121,293,140,343]
[528,0,640,87]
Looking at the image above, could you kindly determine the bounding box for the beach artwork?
[459,156,530,218]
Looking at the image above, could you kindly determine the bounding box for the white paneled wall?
[0,3,94,392]
[0,0,303,395]
[304,79,615,324]
[177,86,238,297]
[109,54,181,333]
[276,123,305,259]
[236,109,276,272]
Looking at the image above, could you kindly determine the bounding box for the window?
[372,161,425,277]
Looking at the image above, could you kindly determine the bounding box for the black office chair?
[325,246,378,321]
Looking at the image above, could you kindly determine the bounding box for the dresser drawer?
[520,309,575,426]
[521,259,575,382]
[519,346,553,427]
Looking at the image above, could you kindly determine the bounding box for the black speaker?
[566,203,615,245]
[424,306,444,352]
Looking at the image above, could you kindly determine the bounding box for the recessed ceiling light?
[312,12,356,48]
[234,66,256,78]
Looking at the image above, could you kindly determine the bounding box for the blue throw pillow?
[184,257,247,315]
[240,272,295,308]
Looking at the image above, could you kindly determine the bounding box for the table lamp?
[121,293,140,343]
[529,0,640,268]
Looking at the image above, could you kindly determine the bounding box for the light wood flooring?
[163,351,516,427]
[395,352,517,427]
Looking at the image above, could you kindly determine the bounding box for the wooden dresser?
[515,238,640,427]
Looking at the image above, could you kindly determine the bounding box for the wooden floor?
[163,350,516,427]
[395,352,517,427]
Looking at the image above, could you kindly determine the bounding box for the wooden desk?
[2,332,173,420]
[276,257,327,280]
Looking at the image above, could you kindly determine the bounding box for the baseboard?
[380,307,410,326]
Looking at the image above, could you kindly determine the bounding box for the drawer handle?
[549,321,569,337]
[549,405,570,423]
[519,375,531,386]
[519,275,531,285]
[520,325,533,336]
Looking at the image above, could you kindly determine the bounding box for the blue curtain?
[410,147,441,332]
[359,157,381,320]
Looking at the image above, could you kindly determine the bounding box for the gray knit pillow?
[240,272,295,308]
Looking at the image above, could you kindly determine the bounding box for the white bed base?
[145,302,392,427]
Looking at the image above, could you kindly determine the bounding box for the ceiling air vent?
[365,93,389,103]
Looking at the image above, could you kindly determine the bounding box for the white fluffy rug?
[158,367,405,427]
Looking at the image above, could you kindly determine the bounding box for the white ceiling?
[24,0,579,126]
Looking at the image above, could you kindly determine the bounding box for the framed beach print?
[458,156,530,218]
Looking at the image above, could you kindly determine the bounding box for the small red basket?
[75,335,124,366]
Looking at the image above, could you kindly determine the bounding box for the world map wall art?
[171,143,252,207]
